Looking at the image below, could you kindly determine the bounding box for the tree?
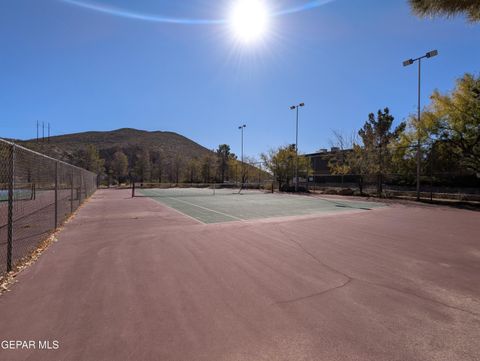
[216,144,231,183]
[200,154,217,183]
[409,0,480,22]
[227,154,239,183]
[77,144,104,174]
[328,130,356,179]
[134,148,151,182]
[186,158,200,183]
[419,73,480,174]
[171,153,184,184]
[261,145,312,191]
[150,150,164,183]
[111,151,128,183]
[242,156,259,184]
[344,144,373,195]
[357,108,406,194]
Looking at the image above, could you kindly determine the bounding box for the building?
[305,148,352,181]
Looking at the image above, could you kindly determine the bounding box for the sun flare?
[229,0,270,43]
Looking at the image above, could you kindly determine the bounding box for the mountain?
[16,128,268,185]
[18,128,213,164]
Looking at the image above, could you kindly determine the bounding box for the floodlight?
[299,103,305,107]
[290,106,296,110]
[402,49,439,201]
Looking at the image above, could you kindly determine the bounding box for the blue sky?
[1,0,479,159]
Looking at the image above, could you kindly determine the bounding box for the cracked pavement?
[0,189,479,361]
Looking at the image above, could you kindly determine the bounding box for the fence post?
[430,144,434,202]
[79,174,83,202]
[55,161,58,229]
[70,168,74,213]
[6,143,15,272]
[84,174,87,199]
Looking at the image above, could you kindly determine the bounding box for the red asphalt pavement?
[0,189,479,361]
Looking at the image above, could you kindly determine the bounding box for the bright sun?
[229,0,270,43]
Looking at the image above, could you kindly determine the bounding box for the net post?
[6,143,15,272]
[132,181,135,198]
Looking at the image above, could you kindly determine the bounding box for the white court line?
[138,189,205,224]
[167,197,244,221]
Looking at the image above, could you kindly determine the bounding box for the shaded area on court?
[139,188,383,223]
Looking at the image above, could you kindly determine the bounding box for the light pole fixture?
[238,124,246,187]
[403,50,438,201]
[290,102,305,192]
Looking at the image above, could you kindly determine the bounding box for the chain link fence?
[306,143,480,201]
[0,139,97,277]
[308,173,480,201]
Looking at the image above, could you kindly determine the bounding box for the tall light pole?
[403,50,438,201]
[238,124,246,186]
[290,102,305,192]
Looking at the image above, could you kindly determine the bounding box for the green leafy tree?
[419,73,480,174]
[344,144,374,195]
[357,108,406,194]
[111,151,129,183]
[216,144,231,183]
[409,0,480,22]
[261,145,312,190]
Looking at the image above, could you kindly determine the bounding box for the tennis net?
[132,182,272,198]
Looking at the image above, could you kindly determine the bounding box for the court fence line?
[305,173,480,201]
[0,138,97,277]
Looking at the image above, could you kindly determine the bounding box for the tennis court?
[137,186,384,224]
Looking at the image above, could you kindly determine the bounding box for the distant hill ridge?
[19,128,213,163]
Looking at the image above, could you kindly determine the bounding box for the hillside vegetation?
[18,128,268,185]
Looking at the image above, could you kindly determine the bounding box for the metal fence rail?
[0,139,97,277]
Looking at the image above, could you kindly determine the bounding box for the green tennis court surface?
[139,188,384,224]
